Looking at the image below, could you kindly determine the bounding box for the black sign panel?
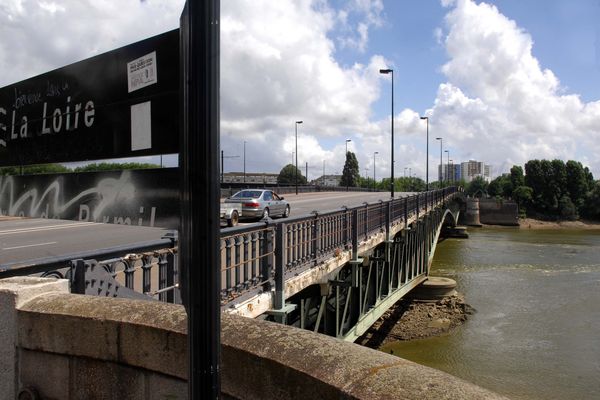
[0,168,179,228]
[0,30,179,167]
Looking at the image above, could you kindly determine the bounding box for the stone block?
[0,277,68,400]
[19,349,69,400]
[147,372,187,400]
[70,357,145,400]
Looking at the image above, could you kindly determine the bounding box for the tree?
[559,195,577,221]
[340,152,360,188]
[465,176,488,197]
[277,164,306,185]
[512,186,533,217]
[582,181,600,219]
[487,176,505,197]
[0,164,71,175]
[510,165,525,189]
[73,162,159,172]
[565,160,588,209]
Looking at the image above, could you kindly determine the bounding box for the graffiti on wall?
[0,168,179,228]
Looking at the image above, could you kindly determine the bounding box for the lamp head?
[379,68,392,74]
[420,116,428,120]
[296,120,303,124]
[436,137,442,140]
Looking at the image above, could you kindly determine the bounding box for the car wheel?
[227,210,239,227]
[261,208,270,219]
[283,205,290,218]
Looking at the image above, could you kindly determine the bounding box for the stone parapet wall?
[2,277,508,399]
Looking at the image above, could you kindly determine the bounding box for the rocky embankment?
[357,294,474,348]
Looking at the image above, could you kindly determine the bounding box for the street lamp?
[379,68,394,197]
[243,141,247,183]
[420,116,429,191]
[444,150,450,184]
[345,139,352,191]
[373,151,379,191]
[435,137,442,186]
[295,120,303,195]
[449,159,454,184]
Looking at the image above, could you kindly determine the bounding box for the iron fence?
[0,188,459,306]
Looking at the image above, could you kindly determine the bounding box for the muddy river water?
[381,227,600,399]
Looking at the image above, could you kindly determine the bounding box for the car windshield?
[231,190,263,199]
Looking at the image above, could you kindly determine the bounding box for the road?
[0,191,408,266]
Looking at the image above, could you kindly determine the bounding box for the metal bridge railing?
[221,187,459,304]
[0,187,460,306]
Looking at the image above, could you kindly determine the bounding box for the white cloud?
[427,0,600,176]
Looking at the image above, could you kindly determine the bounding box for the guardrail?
[219,187,459,305]
[0,188,460,306]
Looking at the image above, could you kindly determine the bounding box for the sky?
[1,0,600,182]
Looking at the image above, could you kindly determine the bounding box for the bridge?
[221,187,463,341]
[1,186,464,343]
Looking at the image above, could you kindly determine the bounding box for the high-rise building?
[438,163,461,182]
[460,160,491,182]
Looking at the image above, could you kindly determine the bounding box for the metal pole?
[436,137,442,186]
[421,116,429,190]
[295,123,298,194]
[243,140,246,183]
[379,68,394,197]
[373,151,378,192]
[220,150,223,183]
[445,150,450,184]
[295,121,302,195]
[391,71,394,197]
[306,162,308,183]
[345,139,351,191]
[179,0,220,397]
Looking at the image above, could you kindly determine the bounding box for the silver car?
[225,189,290,220]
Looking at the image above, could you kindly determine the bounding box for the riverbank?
[518,217,600,230]
[356,294,474,349]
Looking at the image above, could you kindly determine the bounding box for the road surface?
[1,191,408,266]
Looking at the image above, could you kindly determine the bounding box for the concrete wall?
[479,199,519,226]
[1,277,508,400]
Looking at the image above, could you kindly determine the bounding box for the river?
[380,227,600,400]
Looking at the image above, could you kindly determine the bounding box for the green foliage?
[512,185,533,217]
[73,162,159,172]
[510,165,525,188]
[0,162,161,176]
[465,176,488,197]
[0,164,70,176]
[565,160,588,208]
[559,195,578,221]
[340,152,360,187]
[488,174,511,197]
[581,180,600,219]
[277,164,306,185]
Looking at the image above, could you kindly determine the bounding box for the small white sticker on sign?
[127,51,158,93]
[131,101,152,151]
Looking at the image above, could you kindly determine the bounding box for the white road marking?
[2,242,57,250]
[0,222,98,235]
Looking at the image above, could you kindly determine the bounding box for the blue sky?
[1,0,600,180]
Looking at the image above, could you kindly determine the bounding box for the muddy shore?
[518,217,600,230]
[356,293,474,349]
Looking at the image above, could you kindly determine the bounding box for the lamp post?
[420,116,429,191]
[345,138,352,191]
[436,137,442,186]
[295,120,303,195]
[379,68,394,197]
[444,150,450,184]
[373,151,379,192]
[449,160,454,184]
[243,141,246,183]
